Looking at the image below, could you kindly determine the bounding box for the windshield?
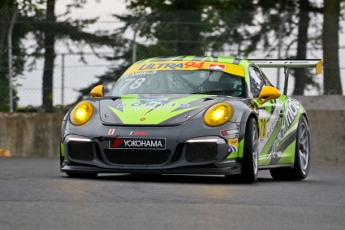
[109,70,246,97]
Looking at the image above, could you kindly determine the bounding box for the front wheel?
[226,117,259,183]
[270,115,310,180]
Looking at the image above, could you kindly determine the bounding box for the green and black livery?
[60,56,322,182]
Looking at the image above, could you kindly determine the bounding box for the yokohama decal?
[110,138,166,150]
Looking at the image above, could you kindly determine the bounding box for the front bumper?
[61,119,243,175]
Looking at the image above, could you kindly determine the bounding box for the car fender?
[228,101,258,159]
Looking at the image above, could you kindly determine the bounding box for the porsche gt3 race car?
[60,56,322,182]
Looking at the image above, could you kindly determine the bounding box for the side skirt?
[259,164,294,170]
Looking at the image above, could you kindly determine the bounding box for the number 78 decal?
[120,78,146,90]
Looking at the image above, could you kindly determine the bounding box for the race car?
[60,56,322,182]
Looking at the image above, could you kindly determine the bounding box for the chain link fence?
[1,10,344,112]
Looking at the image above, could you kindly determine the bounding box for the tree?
[0,0,44,111]
[125,0,205,56]
[120,0,257,57]
[42,0,56,112]
[293,0,311,95]
[1,0,121,112]
[75,0,257,99]
[79,0,344,100]
[238,0,326,95]
[0,0,12,111]
[36,0,117,112]
[0,0,11,58]
[322,0,342,94]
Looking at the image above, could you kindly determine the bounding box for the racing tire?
[226,117,259,183]
[66,172,98,178]
[60,147,64,168]
[270,115,310,180]
[60,155,64,167]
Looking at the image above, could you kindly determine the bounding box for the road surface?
[0,157,344,230]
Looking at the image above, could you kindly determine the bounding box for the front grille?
[94,142,104,163]
[104,149,171,165]
[171,143,184,163]
[186,142,218,162]
[68,141,94,161]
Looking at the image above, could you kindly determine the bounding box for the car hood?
[99,94,219,125]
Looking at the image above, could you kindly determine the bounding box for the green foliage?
[0,0,44,111]
[120,0,257,56]
[2,0,342,110]
[1,0,124,111]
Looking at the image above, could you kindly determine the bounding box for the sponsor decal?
[108,129,115,135]
[129,131,148,136]
[137,61,205,71]
[107,94,209,125]
[122,61,245,77]
[139,63,183,70]
[227,138,238,153]
[184,61,204,68]
[137,96,169,103]
[126,71,157,77]
[286,98,300,127]
[209,64,225,71]
[110,138,166,150]
[259,118,268,138]
[116,102,190,110]
[220,129,239,136]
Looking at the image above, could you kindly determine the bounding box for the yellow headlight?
[204,103,233,126]
[70,101,94,126]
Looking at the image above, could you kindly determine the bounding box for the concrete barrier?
[293,95,345,110]
[0,113,64,157]
[306,110,345,165]
[0,96,344,165]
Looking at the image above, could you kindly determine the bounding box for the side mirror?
[90,85,104,98]
[257,86,280,104]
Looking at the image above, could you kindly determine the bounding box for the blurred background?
[0,0,344,113]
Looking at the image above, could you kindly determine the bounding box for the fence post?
[8,9,17,112]
[61,54,65,107]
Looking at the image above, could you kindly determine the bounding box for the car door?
[249,66,284,166]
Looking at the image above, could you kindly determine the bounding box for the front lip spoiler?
[61,163,242,175]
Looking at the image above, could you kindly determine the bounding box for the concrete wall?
[0,96,344,165]
[0,113,64,157]
[292,95,345,110]
[307,110,345,165]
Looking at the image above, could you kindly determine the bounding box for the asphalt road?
[1,157,344,230]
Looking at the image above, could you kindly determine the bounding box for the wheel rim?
[298,121,309,174]
[252,124,259,174]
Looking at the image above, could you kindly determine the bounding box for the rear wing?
[250,59,323,94]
